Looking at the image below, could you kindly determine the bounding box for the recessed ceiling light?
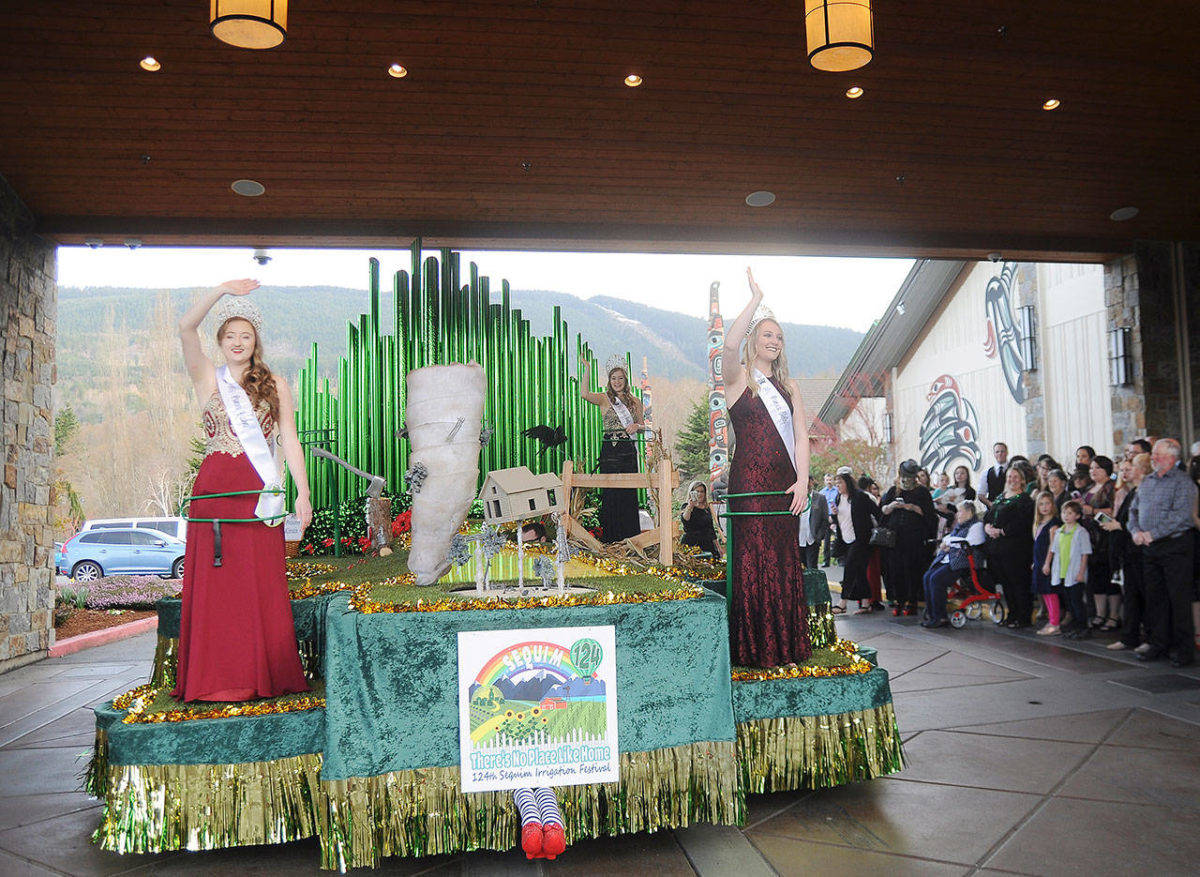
[1042,98,1061,110]
[1109,206,1139,222]
[231,179,266,197]
[139,56,161,72]
[745,190,776,207]
[388,63,407,78]
[845,86,864,99]
[624,73,643,87]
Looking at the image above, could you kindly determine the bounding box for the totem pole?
[706,282,730,490]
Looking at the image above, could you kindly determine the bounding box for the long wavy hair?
[605,366,639,413]
[742,319,792,399]
[217,318,279,422]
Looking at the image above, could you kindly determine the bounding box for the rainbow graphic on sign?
[467,636,608,745]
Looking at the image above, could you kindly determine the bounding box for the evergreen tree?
[674,398,711,481]
[54,406,79,455]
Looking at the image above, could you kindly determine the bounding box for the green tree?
[811,438,888,485]
[54,406,80,455]
[674,398,711,481]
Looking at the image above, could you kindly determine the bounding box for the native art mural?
[918,374,983,474]
[982,262,1026,403]
[706,282,730,486]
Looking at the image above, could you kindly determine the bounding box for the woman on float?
[681,480,721,560]
[172,280,311,702]
[580,355,645,543]
[721,268,811,667]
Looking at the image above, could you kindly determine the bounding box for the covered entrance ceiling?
[1,1,1196,258]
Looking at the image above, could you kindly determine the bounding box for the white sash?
[610,396,635,431]
[753,370,796,476]
[216,366,286,526]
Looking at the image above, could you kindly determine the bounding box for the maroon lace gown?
[728,381,811,668]
[171,392,309,703]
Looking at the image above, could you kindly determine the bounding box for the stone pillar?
[0,174,56,673]
[1105,254,1144,450]
[1014,263,1045,457]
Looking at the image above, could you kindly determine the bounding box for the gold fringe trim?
[93,753,327,855]
[736,703,905,794]
[807,602,837,649]
[319,740,741,869]
[88,705,901,868]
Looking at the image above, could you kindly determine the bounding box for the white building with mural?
[820,259,1128,482]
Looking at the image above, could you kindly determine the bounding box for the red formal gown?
[171,392,309,703]
[728,381,811,668]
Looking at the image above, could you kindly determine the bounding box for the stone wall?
[1105,254,1144,450]
[1014,262,1045,457]
[0,174,56,673]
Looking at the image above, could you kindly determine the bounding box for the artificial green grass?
[290,551,685,606]
[139,679,326,718]
[732,647,857,674]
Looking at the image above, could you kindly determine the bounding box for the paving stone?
[0,745,92,797]
[1106,709,1200,751]
[0,791,98,833]
[748,776,1041,866]
[742,789,810,829]
[545,831,694,876]
[1056,744,1200,810]
[747,833,970,876]
[0,805,177,874]
[945,709,1130,744]
[0,848,61,876]
[673,824,773,877]
[984,796,1200,876]
[896,730,1093,794]
[1108,672,1200,695]
[2,707,98,749]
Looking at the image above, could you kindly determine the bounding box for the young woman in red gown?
[172,279,312,702]
[722,268,812,668]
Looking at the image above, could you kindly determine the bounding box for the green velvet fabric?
[732,666,894,724]
[97,704,325,767]
[803,569,832,605]
[320,592,735,780]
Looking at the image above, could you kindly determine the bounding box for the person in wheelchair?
[921,500,986,628]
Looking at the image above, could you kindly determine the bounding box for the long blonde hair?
[605,366,640,414]
[217,318,279,422]
[1032,489,1057,536]
[742,319,792,399]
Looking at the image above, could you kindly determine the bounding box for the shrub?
[84,576,181,609]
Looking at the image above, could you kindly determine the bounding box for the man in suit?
[801,475,830,569]
[819,474,839,564]
[984,441,1009,505]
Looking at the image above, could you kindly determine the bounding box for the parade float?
[87,247,903,870]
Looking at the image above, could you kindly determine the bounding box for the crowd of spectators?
[819,437,1200,668]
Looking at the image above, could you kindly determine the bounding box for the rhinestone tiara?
[214,296,264,335]
[746,303,776,336]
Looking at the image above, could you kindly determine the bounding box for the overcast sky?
[57,247,913,332]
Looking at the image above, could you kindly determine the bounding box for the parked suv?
[57,527,186,582]
[80,516,187,542]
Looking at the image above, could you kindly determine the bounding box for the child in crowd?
[1044,500,1093,640]
[1031,491,1062,635]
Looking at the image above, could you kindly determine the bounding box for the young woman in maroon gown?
[172,279,311,702]
[722,268,812,668]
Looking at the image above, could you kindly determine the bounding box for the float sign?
[457,625,618,792]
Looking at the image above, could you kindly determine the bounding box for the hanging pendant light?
[804,0,874,72]
[210,1,288,50]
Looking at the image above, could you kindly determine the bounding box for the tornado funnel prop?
[405,363,487,586]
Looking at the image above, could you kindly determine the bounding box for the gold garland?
[730,639,871,682]
[351,582,705,614]
[286,578,361,600]
[285,560,337,580]
[112,682,326,725]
